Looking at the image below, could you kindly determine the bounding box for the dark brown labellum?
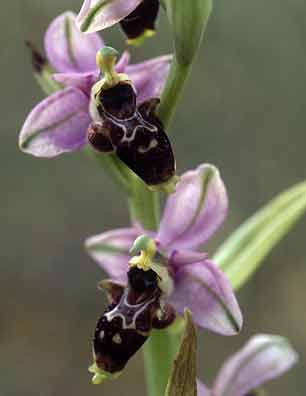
[87,81,175,186]
[98,82,136,119]
[93,299,150,373]
[120,0,160,41]
[93,267,176,374]
[93,268,160,373]
[128,267,158,294]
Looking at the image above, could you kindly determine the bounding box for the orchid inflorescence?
[19,1,305,395]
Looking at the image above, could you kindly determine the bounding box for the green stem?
[144,58,192,396]
[86,147,132,193]
[129,178,177,396]
[143,320,184,396]
[158,57,192,127]
[127,56,193,396]
[128,177,160,230]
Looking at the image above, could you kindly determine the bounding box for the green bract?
[165,0,213,65]
[165,310,197,396]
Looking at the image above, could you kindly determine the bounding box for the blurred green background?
[1,0,306,395]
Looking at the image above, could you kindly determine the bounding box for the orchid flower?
[19,11,171,158]
[77,0,160,46]
[197,334,298,396]
[86,163,243,336]
[86,47,177,190]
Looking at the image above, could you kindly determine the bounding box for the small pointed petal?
[77,0,142,33]
[170,250,208,267]
[85,228,139,282]
[120,0,159,44]
[45,11,103,73]
[53,71,98,93]
[197,381,210,396]
[115,51,131,73]
[168,260,242,335]
[19,88,90,157]
[126,55,172,104]
[157,164,228,251]
[213,334,298,396]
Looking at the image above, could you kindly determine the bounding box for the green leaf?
[165,310,197,396]
[213,181,306,290]
[128,176,160,231]
[143,319,185,396]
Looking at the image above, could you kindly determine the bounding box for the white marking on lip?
[138,138,158,153]
[112,333,122,344]
[105,292,156,330]
[103,110,158,145]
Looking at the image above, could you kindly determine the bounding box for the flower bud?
[120,0,160,46]
[165,0,213,65]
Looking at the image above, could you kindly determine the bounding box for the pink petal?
[157,164,228,251]
[115,51,131,73]
[168,260,242,335]
[53,71,98,94]
[197,380,210,396]
[77,0,142,33]
[19,88,90,157]
[85,227,139,282]
[45,11,104,73]
[170,250,208,268]
[213,334,298,396]
[126,55,172,104]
